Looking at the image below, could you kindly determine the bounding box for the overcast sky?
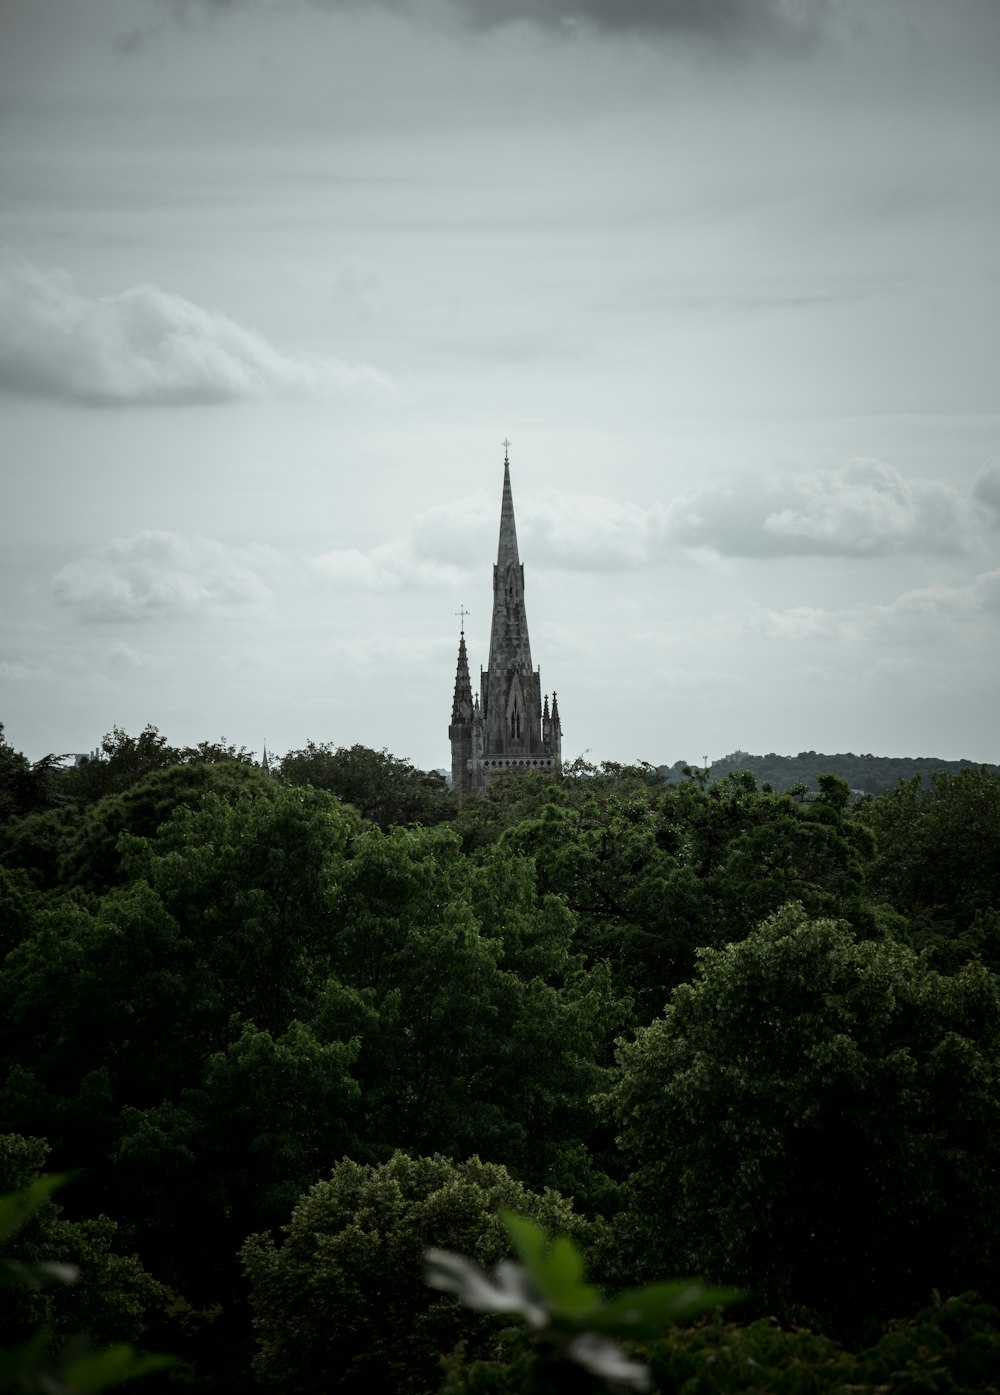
[2,0,998,771]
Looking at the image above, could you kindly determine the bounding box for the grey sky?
[1,0,998,768]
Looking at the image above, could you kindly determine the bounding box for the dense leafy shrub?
[242,1153,587,1395]
[645,1294,1000,1395]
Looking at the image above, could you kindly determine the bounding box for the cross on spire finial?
[456,604,470,635]
[502,437,511,461]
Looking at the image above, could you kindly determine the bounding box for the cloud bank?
[314,457,980,591]
[669,458,973,559]
[0,251,387,406]
[52,531,278,621]
[162,0,848,48]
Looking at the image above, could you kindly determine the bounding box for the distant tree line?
[2,720,1000,1393]
[668,747,1000,797]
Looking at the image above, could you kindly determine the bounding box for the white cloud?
[749,604,854,642]
[872,568,1000,630]
[0,250,389,405]
[52,531,279,622]
[520,491,668,571]
[667,458,972,558]
[313,540,467,592]
[748,569,1000,648]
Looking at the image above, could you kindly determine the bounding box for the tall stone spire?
[495,445,522,572]
[448,443,562,797]
[486,447,533,688]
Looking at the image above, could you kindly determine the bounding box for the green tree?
[242,1152,586,1395]
[858,768,1000,952]
[0,723,68,823]
[499,769,876,1019]
[0,1136,164,1351]
[122,784,356,1033]
[316,823,624,1198]
[59,726,257,807]
[278,741,452,829]
[58,726,183,806]
[606,903,1000,1334]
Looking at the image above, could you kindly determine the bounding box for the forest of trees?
[666,748,1000,797]
[2,721,1000,1394]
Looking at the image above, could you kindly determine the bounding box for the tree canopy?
[1,725,999,1390]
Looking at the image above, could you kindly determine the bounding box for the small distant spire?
[551,692,561,733]
[543,693,550,722]
[261,744,271,776]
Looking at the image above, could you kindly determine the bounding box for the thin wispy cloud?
[751,569,1000,646]
[0,251,389,407]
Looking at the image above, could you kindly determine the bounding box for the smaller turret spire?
[451,627,474,725]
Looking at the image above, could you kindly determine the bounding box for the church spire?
[486,445,532,683]
[496,440,520,572]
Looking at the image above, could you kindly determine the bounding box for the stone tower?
[449,447,562,797]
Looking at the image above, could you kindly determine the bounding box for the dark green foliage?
[0,862,38,956]
[857,768,1000,946]
[0,722,69,822]
[0,760,272,896]
[0,1137,164,1350]
[499,766,877,1018]
[644,1294,1000,1395]
[125,783,355,1032]
[0,1164,176,1395]
[607,903,1000,1333]
[278,741,452,829]
[316,821,625,1201]
[58,727,256,807]
[242,1153,585,1395]
[3,724,1000,1391]
[0,806,83,893]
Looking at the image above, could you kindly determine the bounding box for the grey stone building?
[449,448,562,797]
